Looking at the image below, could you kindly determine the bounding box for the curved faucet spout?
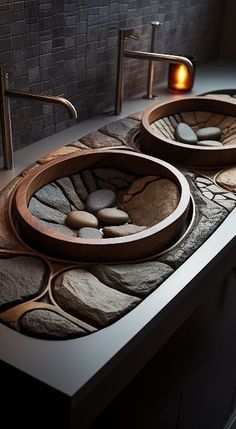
[5,89,78,119]
[124,50,193,74]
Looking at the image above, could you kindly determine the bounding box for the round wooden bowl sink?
[14,149,191,263]
[140,96,236,168]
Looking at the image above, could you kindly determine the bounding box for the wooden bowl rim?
[141,96,236,151]
[14,149,191,247]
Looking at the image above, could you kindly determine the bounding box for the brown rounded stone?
[85,189,116,214]
[78,227,103,239]
[215,166,236,192]
[103,224,146,238]
[97,208,129,225]
[66,210,98,229]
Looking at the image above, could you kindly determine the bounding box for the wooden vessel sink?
[140,96,236,168]
[14,149,191,263]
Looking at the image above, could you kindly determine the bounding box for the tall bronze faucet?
[115,29,194,115]
[0,64,78,170]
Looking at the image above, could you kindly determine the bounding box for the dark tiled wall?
[0,0,224,154]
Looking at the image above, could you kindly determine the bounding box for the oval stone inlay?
[196,127,222,141]
[53,268,140,327]
[0,255,47,309]
[215,166,236,192]
[85,189,117,214]
[66,210,98,229]
[175,123,198,144]
[20,308,86,339]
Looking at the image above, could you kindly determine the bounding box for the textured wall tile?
[0,0,225,161]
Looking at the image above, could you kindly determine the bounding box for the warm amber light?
[168,58,196,92]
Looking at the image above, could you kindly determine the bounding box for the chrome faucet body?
[0,64,77,170]
[115,29,194,115]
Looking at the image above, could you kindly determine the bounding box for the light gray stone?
[175,123,198,144]
[66,210,98,229]
[38,219,77,236]
[97,208,129,225]
[91,262,174,297]
[56,177,85,209]
[196,126,222,141]
[20,309,86,339]
[34,183,71,214]
[103,224,146,237]
[0,256,47,308]
[78,227,103,239]
[202,191,214,200]
[86,189,116,214]
[196,140,223,147]
[53,268,140,326]
[71,172,88,202]
[196,177,212,185]
[29,197,67,224]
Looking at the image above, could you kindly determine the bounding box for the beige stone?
[38,146,81,164]
[103,224,147,238]
[123,178,180,227]
[80,130,123,148]
[216,167,236,192]
[66,210,98,229]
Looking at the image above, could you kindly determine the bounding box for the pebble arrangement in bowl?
[14,149,191,262]
[140,96,236,167]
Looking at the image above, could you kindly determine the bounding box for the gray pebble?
[196,127,222,141]
[86,189,116,214]
[175,123,198,144]
[196,140,223,147]
[97,208,129,225]
[78,227,103,239]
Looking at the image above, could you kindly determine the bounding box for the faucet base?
[142,94,158,100]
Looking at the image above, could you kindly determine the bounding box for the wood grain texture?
[14,149,191,263]
[140,97,236,168]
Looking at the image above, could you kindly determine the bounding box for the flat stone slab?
[29,197,67,224]
[20,308,86,339]
[159,175,228,268]
[91,261,174,297]
[79,130,123,148]
[38,145,80,164]
[35,183,71,214]
[71,173,88,202]
[92,168,136,188]
[99,117,140,146]
[196,140,223,147]
[0,255,47,308]
[38,220,77,236]
[216,167,236,192]
[56,177,85,210]
[123,178,180,226]
[103,224,146,237]
[53,268,140,327]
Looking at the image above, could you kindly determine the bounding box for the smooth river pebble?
[97,208,129,225]
[85,189,116,214]
[196,127,222,141]
[77,227,103,239]
[175,123,198,144]
[66,210,98,229]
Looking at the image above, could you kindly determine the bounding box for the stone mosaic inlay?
[0,94,236,340]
